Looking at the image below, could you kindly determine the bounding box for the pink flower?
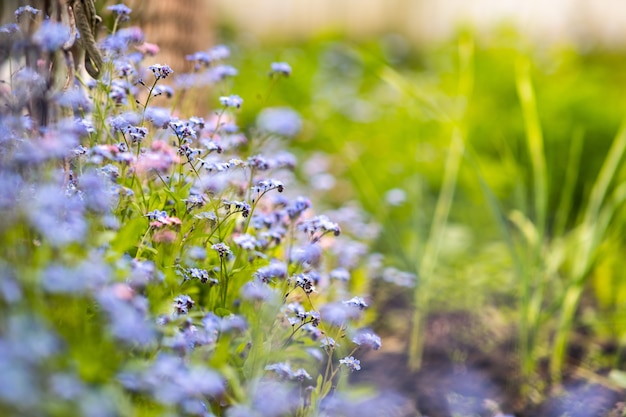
[134,140,179,176]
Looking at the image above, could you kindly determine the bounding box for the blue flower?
[186,51,212,69]
[343,296,369,310]
[208,65,238,81]
[330,267,350,282]
[233,233,257,250]
[209,44,230,60]
[253,261,287,282]
[241,279,275,301]
[219,94,243,108]
[148,64,174,80]
[25,184,87,247]
[33,21,70,51]
[256,107,302,137]
[151,84,174,98]
[101,27,145,54]
[339,356,361,371]
[291,243,322,267]
[270,62,292,77]
[352,329,382,350]
[15,5,40,20]
[252,179,284,195]
[320,301,362,326]
[97,286,156,346]
[173,294,195,315]
[144,106,172,128]
[264,362,293,380]
[107,4,132,18]
[211,242,232,258]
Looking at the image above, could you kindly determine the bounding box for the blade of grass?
[553,127,585,237]
[516,57,548,238]
[551,120,626,381]
[514,56,550,379]
[408,35,473,371]
[408,126,465,371]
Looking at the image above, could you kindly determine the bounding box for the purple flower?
[320,336,337,349]
[169,119,197,140]
[101,27,144,54]
[219,94,243,108]
[148,64,174,80]
[251,380,299,417]
[252,179,284,195]
[352,329,382,350]
[233,233,257,250]
[15,5,40,19]
[247,154,270,170]
[320,301,362,326]
[0,23,20,35]
[42,257,110,294]
[209,44,231,60]
[220,314,247,332]
[33,21,70,51]
[128,259,162,288]
[121,354,224,404]
[183,193,205,210]
[181,267,214,285]
[293,273,317,294]
[144,106,172,128]
[241,279,275,301]
[256,107,302,137]
[109,112,141,132]
[284,302,306,325]
[77,170,115,213]
[208,65,238,81]
[97,286,156,346]
[0,170,23,213]
[264,362,293,380]
[253,261,287,283]
[109,79,131,104]
[55,87,92,111]
[0,265,21,303]
[25,184,87,247]
[49,373,85,400]
[127,125,148,143]
[269,151,297,169]
[107,4,132,18]
[298,215,341,241]
[222,199,250,217]
[116,61,136,77]
[339,356,361,371]
[270,62,292,77]
[186,51,212,69]
[211,242,232,258]
[291,243,322,267]
[173,294,195,315]
[382,266,417,287]
[330,267,350,282]
[151,85,174,98]
[343,296,369,310]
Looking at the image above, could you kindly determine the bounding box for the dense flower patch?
[0,4,400,417]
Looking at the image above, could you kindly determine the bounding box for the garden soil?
[353,311,625,417]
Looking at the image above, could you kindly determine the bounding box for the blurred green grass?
[226,30,626,372]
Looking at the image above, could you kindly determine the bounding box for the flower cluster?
[0,4,389,417]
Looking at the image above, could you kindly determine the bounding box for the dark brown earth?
[352,310,625,417]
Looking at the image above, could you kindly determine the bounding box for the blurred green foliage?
[227,30,626,371]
